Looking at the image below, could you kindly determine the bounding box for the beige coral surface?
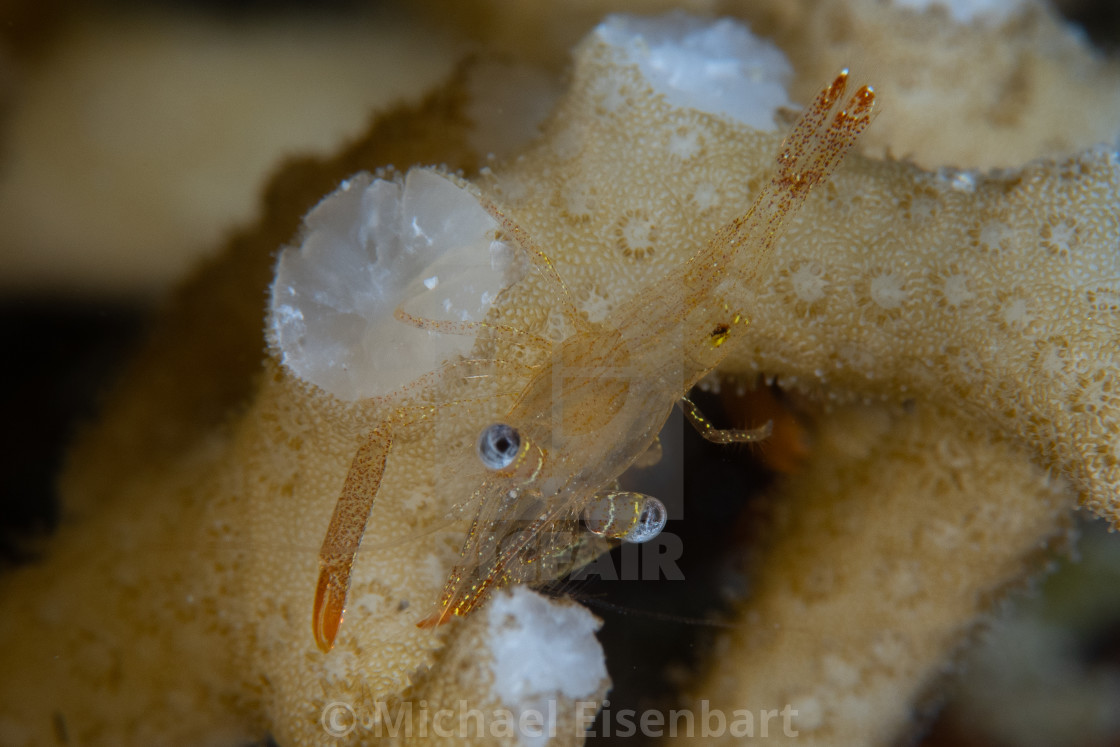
[673,403,1073,744]
[2,1,1119,746]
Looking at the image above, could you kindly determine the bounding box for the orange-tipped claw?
[415,583,474,629]
[414,590,485,629]
[415,517,535,629]
[416,610,448,629]
[313,561,349,652]
[310,429,391,653]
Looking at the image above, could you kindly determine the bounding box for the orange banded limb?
[313,428,391,652]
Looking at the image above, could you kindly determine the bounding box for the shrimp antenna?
[685,70,876,294]
[478,195,593,334]
[560,594,737,629]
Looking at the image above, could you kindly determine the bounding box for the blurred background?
[1,1,1118,745]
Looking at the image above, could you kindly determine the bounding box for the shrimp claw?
[313,427,392,652]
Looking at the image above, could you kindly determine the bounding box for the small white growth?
[270,168,519,401]
[595,12,793,131]
[581,287,613,323]
[544,307,572,342]
[791,262,828,303]
[787,695,823,731]
[956,347,985,384]
[320,645,359,683]
[490,240,516,272]
[942,273,975,306]
[839,343,878,374]
[978,220,1011,250]
[621,214,655,249]
[1002,298,1033,328]
[893,0,1029,25]
[353,590,387,616]
[487,587,606,744]
[494,172,531,204]
[562,183,597,219]
[822,654,861,688]
[870,272,908,309]
[938,166,979,190]
[909,194,936,221]
[1046,220,1077,255]
[887,563,922,600]
[1040,344,1067,379]
[925,517,964,551]
[870,632,907,666]
[668,128,702,159]
[550,127,583,161]
[589,74,627,114]
[692,182,719,210]
[1078,373,1111,414]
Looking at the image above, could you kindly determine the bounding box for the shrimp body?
[313,72,875,650]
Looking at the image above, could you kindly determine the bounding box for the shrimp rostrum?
[312,72,875,651]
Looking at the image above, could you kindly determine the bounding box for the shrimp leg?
[679,395,773,444]
[393,307,554,351]
[417,508,553,629]
[314,426,392,652]
[479,195,593,335]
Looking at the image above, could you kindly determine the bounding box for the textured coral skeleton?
[1,2,1119,746]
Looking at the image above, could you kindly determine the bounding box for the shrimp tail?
[313,427,392,652]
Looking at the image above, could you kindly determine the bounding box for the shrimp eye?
[477,424,522,470]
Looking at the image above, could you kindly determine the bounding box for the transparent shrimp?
[313,71,875,651]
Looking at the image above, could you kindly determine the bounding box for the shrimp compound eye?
[477,424,522,470]
[627,497,668,543]
[582,492,668,543]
